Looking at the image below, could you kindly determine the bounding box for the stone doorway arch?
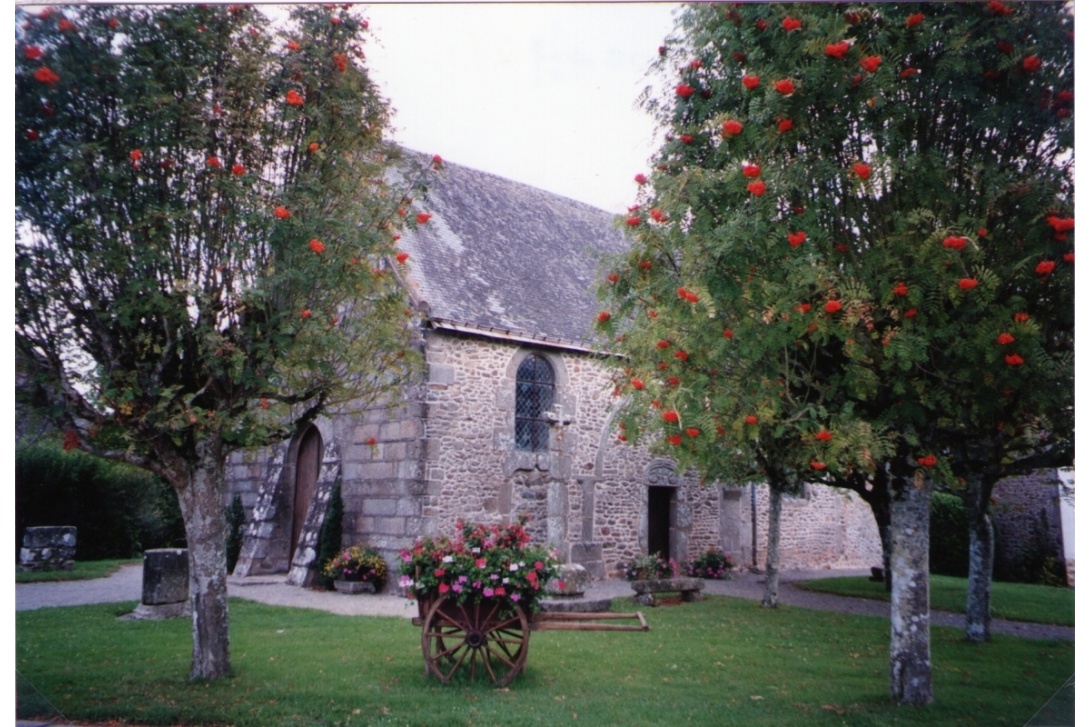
[291,425,322,566]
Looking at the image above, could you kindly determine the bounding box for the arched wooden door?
[291,426,322,565]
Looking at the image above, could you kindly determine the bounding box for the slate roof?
[394,155,628,351]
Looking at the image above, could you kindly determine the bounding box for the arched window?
[515,354,554,452]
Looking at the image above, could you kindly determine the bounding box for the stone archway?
[641,460,690,564]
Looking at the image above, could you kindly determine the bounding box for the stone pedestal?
[334,580,376,594]
[125,548,190,620]
[19,526,77,572]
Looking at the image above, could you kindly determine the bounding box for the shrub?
[930,491,969,578]
[686,547,734,579]
[225,495,245,575]
[624,553,677,581]
[16,443,185,560]
[314,482,344,589]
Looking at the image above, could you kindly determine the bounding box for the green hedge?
[929,491,969,578]
[16,443,185,561]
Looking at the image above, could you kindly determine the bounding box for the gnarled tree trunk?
[761,485,783,608]
[889,471,932,705]
[173,436,231,681]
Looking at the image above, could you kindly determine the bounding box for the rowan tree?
[600,2,1073,706]
[15,4,430,680]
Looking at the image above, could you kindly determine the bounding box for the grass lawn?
[15,558,140,584]
[795,575,1075,627]
[16,596,1072,726]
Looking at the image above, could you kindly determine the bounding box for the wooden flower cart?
[412,596,648,686]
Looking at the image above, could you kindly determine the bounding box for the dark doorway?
[291,426,322,565]
[647,486,674,559]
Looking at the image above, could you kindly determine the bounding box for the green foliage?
[930,491,970,577]
[224,494,245,575]
[315,481,344,589]
[600,2,1073,491]
[16,443,184,560]
[16,598,1073,726]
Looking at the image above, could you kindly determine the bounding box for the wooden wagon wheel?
[421,596,529,686]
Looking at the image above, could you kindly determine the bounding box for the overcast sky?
[362,3,680,213]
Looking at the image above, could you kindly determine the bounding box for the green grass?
[15,558,140,583]
[796,575,1075,627]
[16,596,1073,726]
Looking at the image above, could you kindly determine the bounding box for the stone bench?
[630,577,704,607]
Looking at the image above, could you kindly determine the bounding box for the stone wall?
[992,470,1065,577]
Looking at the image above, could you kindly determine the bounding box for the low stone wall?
[19,526,76,572]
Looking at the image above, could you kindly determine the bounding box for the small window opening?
[515,354,554,452]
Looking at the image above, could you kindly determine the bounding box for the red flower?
[1063,251,1074,264]
[286,40,301,51]
[662,410,680,423]
[333,53,348,72]
[686,428,700,438]
[1013,312,1030,323]
[778,119,794,133]
[639,260,653,270]
[943,236,967,250]
[996,332,1015,345]
[1022,55,1041,73]
[722,120,744,136]
[300,309,312,319]
[906,13,925,28]
[274,205,291,219]
[656,339,671,349]
[860,56,882,73]
[650,208,668,223]
[744,415,758,425]
[782,17,801,32]
[207,156,221,168]
[996,40,1014,55]
[742,164,761,178]
[900,68,919,79]
[756,19,767,31]
[814,430,832,442]
[774,79,796,95]
[667,376,680,387]
[34,66,60,86]
[231,163,245,176]
[431,154,443,169]
[285,89,304,106]
[1005,354,1024,366]
[824,300,843,314]
[260,397,270,410]
[677,287,698,303]
[891,281,909,296]
[742,74,760,90]
[825,42,850,60]
[308,238,325,254]
[666,434,683,446]
[130,149,142,163]
[958,277,978,290]
[916,455,937,468]
[23,45,43,61]
[597,311,612,324]
[1035,260,1055,276]
[1047,216,1075,233]
[852,162,872,180]
[723,328,734,339]
[58,18,75,32]
[63,429,80,451]
[607,272,620,284]
[626,216,642,227]
[787,231,807,248]
[679,134,694,144]
[308,142,320,152]
[395,251,410,264]
[688,59,703,70]
[676,83,695,99]
[747,181,767,196]
[987,1,1012,16]
[674,350,689,361]
[796,302,811,314]
[25,129,40,141]
[634,173,648,185]
[416,212,432,225]
[977,228,988,237]
[631,378,645,390]
[810,460,827,471]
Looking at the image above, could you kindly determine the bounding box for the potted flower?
[685,547,735,580]
[397,515,560,614]
[323,545,388,594]
[623,553,677,581]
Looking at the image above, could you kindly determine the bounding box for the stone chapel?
[229,157,883,587]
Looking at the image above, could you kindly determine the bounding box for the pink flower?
[438,583,450,594]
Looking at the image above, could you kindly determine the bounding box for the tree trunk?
[888,470,932,705]
[761,486,783,608]
[964,474,995,643]
[173,436,232,681]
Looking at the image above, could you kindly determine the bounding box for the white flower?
[509,563,519,572]
[442,555,454,564]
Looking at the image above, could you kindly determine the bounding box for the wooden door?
[291,426,322,564]
[647,486,674,559]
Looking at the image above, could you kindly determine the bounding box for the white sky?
[362,2,679,212]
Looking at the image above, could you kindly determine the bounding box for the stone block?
[19,526,77,572]
[545,563,589,597]
[142,549,189,605]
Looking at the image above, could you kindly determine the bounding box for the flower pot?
[334,580,376,594]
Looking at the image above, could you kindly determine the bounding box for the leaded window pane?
[515,355,554,452]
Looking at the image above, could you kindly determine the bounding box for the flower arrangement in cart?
[398,515,560,612]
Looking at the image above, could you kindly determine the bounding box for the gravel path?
[16,564,1073,641]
